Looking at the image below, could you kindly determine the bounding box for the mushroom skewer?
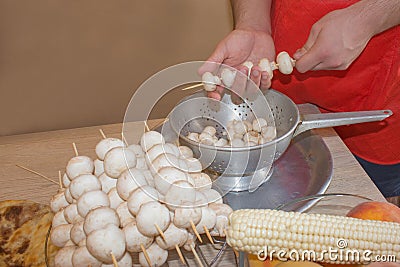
[190,220,203,243]
[140,244,152,267]
[72,142,79,157]
[99,129,107,139]
[15,164,59,185]
[190,244,204,267]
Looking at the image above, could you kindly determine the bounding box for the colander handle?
[293,109,393,137]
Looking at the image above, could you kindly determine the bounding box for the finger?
[293,47,307,60]
[293,26,320,73]
[249,66,261,88]
[259,72,271,90]
[206,85,224,101]
[198,44,227,75]
[231,67,248,104]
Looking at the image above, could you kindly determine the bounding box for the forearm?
[231,0,272,34]
[354,0,400,36]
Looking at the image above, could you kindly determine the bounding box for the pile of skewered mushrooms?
[50,130,233,266]
[202,51,295,91]
[187,117,277,147]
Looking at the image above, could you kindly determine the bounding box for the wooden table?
[0,105,386,266]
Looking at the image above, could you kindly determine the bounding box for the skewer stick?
[181,83,203,91]
[190,244,204,267]
[58,170,63,189]
[72,142,79,157]
[140,244,152,267]
[175,244,185,265]
[144,121,150,132]
[223,229,228,237]
[203,226,214,244]
[99,129,107,139]
[110,252,118,267]
[155,223,166,241]
[190,220,202,243]
[16,164,58,185]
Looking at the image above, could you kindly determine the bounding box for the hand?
[199,29,275,101]
[293,3,375,72]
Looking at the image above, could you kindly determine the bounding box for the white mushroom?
[261,125,277,141]
[231,138,245,147]
[77,190,110,217]
[84,206,120,235]
[202,125,217,136]
[201,71,220,92]
[178,146,194,159]
[215,138,228,147]
[116,168,148,200]
[116,201,135,227]
[220,68,236,88]
[64,203,83,224]
[140,131,165,152]
[199,132,215,146]
[183,233,195,251]
[52,209,68,228]
[123,221,153,253]
[242,61,254,70]
[156,223,188,250]
[62,173,71,188]
[142,169,155,187]
[252,118,268,132]
[202,189,223,204]
[127,186,159,216]
[95,137,125,160]
[64,187,74,204]
[72,245,102,267]
[135,157,148,170]
[194,190,209,207]
[185,157,202,173]
[70,221,86,245]
[209,203,233,236]
[50,191,69,213]
[189,173,212,191]
[243,131,260,144]
[108,187,124,209]
[187,132,200,142]
[195,207,217,234]
[50,224,73,248]
[276,51,295,74]
[69,174,101,200]
[146,143,180,163]
[173,207,202,228]
[94,159,104,177]
[233,120,247,135]
[138,242,168,267]
[66,156,94,179]
[136,201,170,237]
[54,245,76,267]
[103,147,137,178]
[243,120,253,131]
[258,58,274,78]
[86,224,126,264]
[154,167,187,195]
[245,141,258,147]
[149,153,181,174]
[165,180,196,210]
[98,172,117,193]
[101,252,132,267]
[127,143,145,158]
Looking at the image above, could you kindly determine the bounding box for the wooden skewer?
[181,83,203,91]
[223,229,228,237]
[99,129,107,139]
[110,252,118,267]
[58,170,63,189]
[190,244,204,267]
[203,226,214,244]
[175,244,186,265]
[144,121,150,132]
[72,142,79,157]
[190,220,202,243]
[16,164,58,185]
[154,223,166,241]
[140,244,152,267]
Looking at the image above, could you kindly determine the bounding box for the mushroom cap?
[72,245,102,267]
[94,159,104,177]
[52,208,68,228]
[107,187,124,209]
[165,180,196,210]
[62,173,71,188]
[86,224,126,264]
[189,173,212,191]
[104,147,137,178]
[140,131,165,152]
[98,172,117,193]
[138,242,168,267]
[64,187,74,204]
[123,221,153,253]
[136,201,170,237]
[70,220,86,245]
[173,207,202,228]
[69,174,101,200]
[54,246,76,267]
[100,252,132,267]
[127,144,145,158]
[146,143,180,163]
[116,201,135,227]
[127,185,159,216]
[64,203,83,224]
[154,166,188,195]
[185,158,202,173]
[66,156,94,179]
[221,68,236,88]
[50,191,69,213]
[84,206,120,235]
[95,137,125,160]
[50,223,73,248]
[155,223,188,250]
[116,168,148,200]
[195,207,217,234]
[149,153,181,174]
[77,190,110,217]
[178,146,194,159]
[202,189,223,204]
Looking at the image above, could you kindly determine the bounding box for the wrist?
[235,23,271,35]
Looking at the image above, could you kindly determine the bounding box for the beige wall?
[0,0,233,136]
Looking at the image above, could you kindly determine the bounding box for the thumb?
[198,44,227,75]
[293,28,321,73]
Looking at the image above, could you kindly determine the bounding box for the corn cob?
[227,209,400,264]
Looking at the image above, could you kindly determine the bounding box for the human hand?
[293,3,375,72]
[199,29,275,101]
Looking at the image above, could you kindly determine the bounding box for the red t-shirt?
[270,0,400,165]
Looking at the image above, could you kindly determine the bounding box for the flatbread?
[0,200,59,267]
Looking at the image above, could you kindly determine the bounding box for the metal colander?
[166,90,392,192]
